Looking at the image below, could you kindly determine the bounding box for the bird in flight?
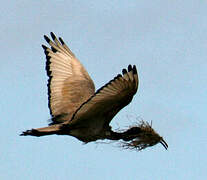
[21,32,168,151]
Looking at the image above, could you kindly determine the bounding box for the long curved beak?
[160,138,168,150]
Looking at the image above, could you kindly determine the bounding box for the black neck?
[107,127,142,141]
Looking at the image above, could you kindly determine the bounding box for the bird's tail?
[20,124,62,137]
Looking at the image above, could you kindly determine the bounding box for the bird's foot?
[20,129,39,136]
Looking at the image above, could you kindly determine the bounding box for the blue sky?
[1,1,207,179]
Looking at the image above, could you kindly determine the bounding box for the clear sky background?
[1,1,207,179]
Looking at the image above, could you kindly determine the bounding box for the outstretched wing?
[69,65,138,126]
[42,32,95,124]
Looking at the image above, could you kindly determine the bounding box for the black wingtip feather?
[133,65,137,74]
[51,47,57,53]
[42,45,49,55]
[42,45,48,50]
[45,55,51,74]
[44,50,49,56]
[42,34,55,116]
[59,37,65,45]
[44,35,51,43]
[128,65,132,71]
[122,69,127,74]
[117,74,122,78]
[50,32,56,40]
[45,59,53,115]
[46,55,51,61]
[47,78,53,115]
